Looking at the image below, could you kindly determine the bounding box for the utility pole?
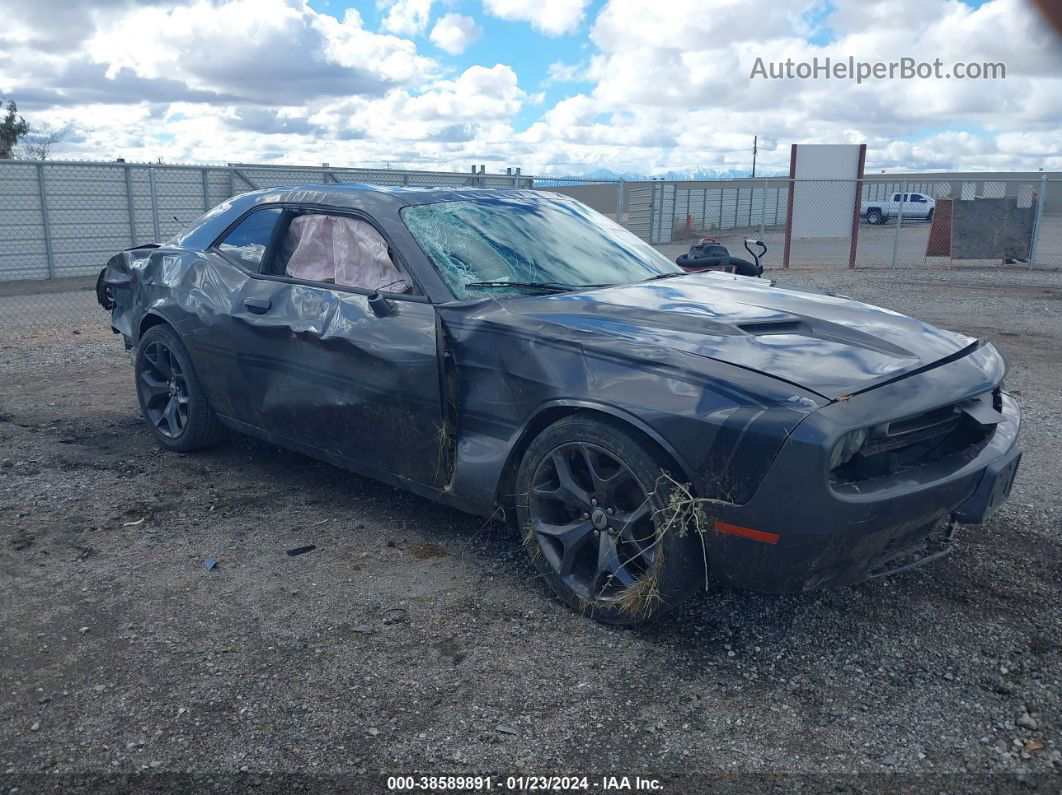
[751,135,758,178]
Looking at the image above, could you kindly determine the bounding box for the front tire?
[515,414,705,625]
[135,324,226,452]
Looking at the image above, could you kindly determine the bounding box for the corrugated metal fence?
[653,176,1060,272]
[0,160,531,282]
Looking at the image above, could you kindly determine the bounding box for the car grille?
[832,388,1001,482]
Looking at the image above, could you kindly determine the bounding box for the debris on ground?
[1017,712,1039,731]
[382,608,408,625]
[404,543,448,559]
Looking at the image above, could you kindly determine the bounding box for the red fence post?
[782,144,797,269]
[848,143,867,269]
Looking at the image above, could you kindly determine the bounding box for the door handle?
[243,297,271,314]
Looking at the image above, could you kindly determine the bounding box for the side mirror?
[368,292,397,318]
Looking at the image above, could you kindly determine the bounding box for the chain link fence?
[628,176,1060,273]
[0,160,1058,336]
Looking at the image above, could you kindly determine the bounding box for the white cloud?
[0,0,172,49]
[429,13,482,54]
[405,64,526,120]
[3,0,1061,175]
[482,0,590,35]
[82,0,433,102]
[530,0,1062,173]
[545,61,585,83]
[378,0,434,36]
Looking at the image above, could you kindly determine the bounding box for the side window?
[278,212,410,294]
[216,208,282,272]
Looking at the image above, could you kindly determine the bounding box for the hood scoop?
[495,277,976,399]
[736,318,806,336]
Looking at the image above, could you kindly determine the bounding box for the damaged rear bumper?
[704,359,1020,594]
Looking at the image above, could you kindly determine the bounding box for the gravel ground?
[1,264,1060,793]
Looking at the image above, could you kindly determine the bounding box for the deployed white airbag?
[285,214,408,293]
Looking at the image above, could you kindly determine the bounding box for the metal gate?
[624,182,675,244]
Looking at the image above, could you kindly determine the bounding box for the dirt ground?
[1,264,1060,793]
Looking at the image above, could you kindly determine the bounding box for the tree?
[20,122,68,160]
[0,98,30,159]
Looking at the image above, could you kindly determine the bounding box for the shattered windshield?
[401,197,682,299]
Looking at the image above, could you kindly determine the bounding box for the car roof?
[246,182,561,209]
[171,183,568,253]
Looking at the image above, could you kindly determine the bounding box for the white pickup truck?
[860,192,935,225]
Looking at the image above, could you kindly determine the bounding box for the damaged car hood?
[490,272,977,401]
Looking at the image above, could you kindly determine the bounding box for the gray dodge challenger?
[97,184,1021,623]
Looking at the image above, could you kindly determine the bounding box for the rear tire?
[926,208,934,223]
[515,414,705,625]
[135,324,226,453]
[866,209,884,225]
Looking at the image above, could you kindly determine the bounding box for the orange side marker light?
[714,520,780,544]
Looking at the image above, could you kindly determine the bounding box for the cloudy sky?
[1,0,1060,175]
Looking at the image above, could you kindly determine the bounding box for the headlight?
[829,428,868,470]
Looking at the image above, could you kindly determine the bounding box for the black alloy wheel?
[528,441,657,601]
[139,339,189,439]
[135,324,226,452]
[516,414,705,624]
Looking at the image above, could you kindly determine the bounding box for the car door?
[184,206,287,426]
[219,208,446,487]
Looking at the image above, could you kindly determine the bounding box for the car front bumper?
[706,348,1020,594]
